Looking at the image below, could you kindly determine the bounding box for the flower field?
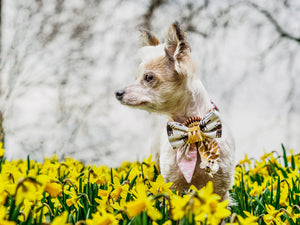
[0,142,299,225]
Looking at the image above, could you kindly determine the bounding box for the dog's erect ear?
[164,21,191,75]
[140,29,161,46]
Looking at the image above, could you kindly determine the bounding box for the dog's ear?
[140,29,161,46]
[164,21,191,75]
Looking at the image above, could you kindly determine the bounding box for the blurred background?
[0,0,299,166]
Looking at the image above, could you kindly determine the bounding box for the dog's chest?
[160,144,213,190]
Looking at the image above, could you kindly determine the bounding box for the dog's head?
[115,22,195,114]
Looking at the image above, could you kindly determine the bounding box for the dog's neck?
[169,79,213,123]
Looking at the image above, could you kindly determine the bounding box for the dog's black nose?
[115,89,125,100]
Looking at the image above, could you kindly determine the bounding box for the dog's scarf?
[166,109,222,183]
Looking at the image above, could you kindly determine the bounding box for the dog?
[115,22,235,201]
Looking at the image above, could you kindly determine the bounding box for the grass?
[0,142,299,225]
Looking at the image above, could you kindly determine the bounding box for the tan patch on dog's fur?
[143,56,177,82]
[140,30,161,46]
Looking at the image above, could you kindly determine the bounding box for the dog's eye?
[144,74,154,82]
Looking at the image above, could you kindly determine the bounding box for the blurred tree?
[0,0,4,145]
[0,0,114,161]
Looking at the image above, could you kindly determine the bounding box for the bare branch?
[141,0,164,30]
[260,36,282,58]
[246,1,300,43]
[181,0,210,38]
[186,25,208,38]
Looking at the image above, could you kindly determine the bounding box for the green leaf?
[270,179,273,205]
[275,177,281,209]
[268,160,278,176]
[8,196,21,221]
[130,175,138,187]
[38,206,44,225]
[283,212,295,225]
[111,168,114,184]
[86,207,91,220]
[291,154,296,170]
[254,196,265,210]
[0,157,4,173]
[57,196,69,211]
[124,168,132,181]
[79,177,83,193]
[277,166,288,178]
[68,213,76,224]
[142,211,148,225]
[281,144,288,168]
[27,155,30,175]
[24,214,33,225]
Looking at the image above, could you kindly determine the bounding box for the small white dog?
[115,22,235,200]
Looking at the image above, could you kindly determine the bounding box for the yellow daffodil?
[236,211,259,225]
[279,183,289,207]
[0,191,7,205]
[286,206,300,223]
[0,142,4,157]
[126,163,142,184]
[260,152,270,162]
[15,177,43,206]
[154,220,172,225]
[125,183,162,220]
[110,177,129,201]
[89,165,110,185]
[0,145,299,225]
[142,155,157,180]
[51,211,70,225]
[170,194,190,220]
[250,161,268,177]
[286,149,294,162]
[125,198,146,218]
[269,154,278,165]
[39,160,59,181]
[263,204,284,225]
[150,174,173,196]
[194,182,230,224]
[234,214,259,225]
[45,182,62,197]
[64,187,84,210]
[19,199,33,222]
[86,210,118,225]
[1,163,24,195]
[207,200,231,224]
[98,188,110,197]
[95,194,112,213]
[249,181,264,197]
[51,197,62,209]
[239,154,251,165]
[295,154,300,169]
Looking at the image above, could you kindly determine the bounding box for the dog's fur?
[115,22,235,200]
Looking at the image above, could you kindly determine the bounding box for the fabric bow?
[166,109,222,183]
